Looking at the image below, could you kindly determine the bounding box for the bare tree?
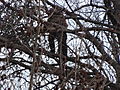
[0,0,120,90]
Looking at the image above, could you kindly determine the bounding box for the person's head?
[47,7,63,15]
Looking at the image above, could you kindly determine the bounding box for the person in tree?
[47,7,67,57]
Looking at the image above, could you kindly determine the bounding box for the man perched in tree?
[47,7,68,57]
